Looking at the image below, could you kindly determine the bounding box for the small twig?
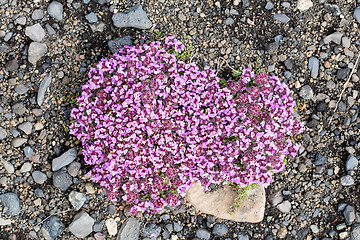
[328,54,360,125]
[216,57,241,75]
[189,51,198,63]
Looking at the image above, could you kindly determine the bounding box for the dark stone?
[297,228,309,240]
[337,68,350,80]
[316,102,326,112]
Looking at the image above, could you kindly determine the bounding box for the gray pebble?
[354,7,360,24]
[173,222,183,232]
[308,56,319,78]
[45,24,56,35]
[112,4,152,29]
[41,216,64,240]
[314,152,327,165]
[338,101,347,112]
[85,12,98,23]
[277,200,291,213]
[265,2,274,10]
[12,138,27,147]
[4,32,12,42]
[274,14,290,24]
[212,223,228,236]
[196,228,211,240]
[32,171,47,184]
[20,162,32,173]
[32,9,44,20]
[15,16,26,25]
[346,155,358,171]
[224,17,234,25]
[18,122,32,135]
[15,84,29,95]
[47,1,63,21]
[324,32,343,45]
[344,205,356,225]
[108,35,134,54]
[37,72,52,106]
[28,42,47,65]
[230,9,239,15]
[12,102,26,115]
[53,169,72,191]
[67,161,81,177]
[93,221,103,232]
[69,212,94,238]
[117,218,140,240]
[299,85,314,99]
[337,68,350,80]
[237,232,250,240]
[141,223,162,238]
[1,160,14,174]
[52,148,77,172]
[107,204,116,215]
[0,192,21,215]
[69,191,86,210]
[351,224,360,240]
[268,190,283,206]
[0,127,7,140]
[340,175,354,186]
[25,23,46,42]
[284,59,293,69]
[342,37,351,48]
[242,0,249,8]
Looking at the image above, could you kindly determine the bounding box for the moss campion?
[70,37,303,214]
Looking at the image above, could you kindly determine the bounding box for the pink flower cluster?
[70,37,303,214]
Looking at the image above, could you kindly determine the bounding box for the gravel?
[28,42,47,65]
[32,170,48,184]
[274,14,290,24]
[346,155,358,171]
[141,223,162,238]
[340,175,355,186]
[308,56,319,78]
[299,85,314,99]
[68,191,86,210]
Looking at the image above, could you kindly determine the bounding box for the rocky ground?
[0,0,360,239]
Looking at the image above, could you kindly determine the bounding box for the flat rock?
[108,36,134,54]
[354,7,360,24]
[69,211,94,238]
[25,23,46,42]
[24,146,34,157]
[11,138,27,147]
[274,13,290,23]
[41,216,64,240]
[185,184,265,222]
[340,175,354,186]
[116,218,140,240]
[32,171,47,184]
[0,127,7,140]
[1,160,14,174]
[268,190,283,206]
[105,218,118,236]
[68,161,81,177]
[53,169,72,191]
[28,42,47,65]
[20,162,32,173]
[324,32,343,45]
[47,1,63,21]
[15,84,29,95]
[37,72,52,106]
[0,217,12,226]
[141,223,162,238]
[32,9,44,20]
[299,85,314,99]
[69,191,86,210]
[6,59,18,72]
[112,4,152,29]
[52,148,77,171]
[308,56,319,78]
[15,16,26,25]
[277,200,291,213]
[12,102,26,115]
[85,12,98,23]
[0,192,20,216]
[18,122,33,135]
[344,205,356,225]
[297,0,313,11]
[351,224,360,240]
[346,155,358,171]
[196,228,211,240]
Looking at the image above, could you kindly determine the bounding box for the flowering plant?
[70,36,303,214]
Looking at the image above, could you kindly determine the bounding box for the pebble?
[277,200,291,213]
[308,56,319,78]
[268,190,283,206]
[105,218,117,236]
[20,162,32,173]
[37,72,52,106]
[32,9,44,20]
[6,59,18,72]
[314,152,327,165]
[0,217,12,226]
[0,127,7,140]
[277,226,288,238]
[68,191,86,210]
[237,232,250,240]
[344,205,356,225]
[173,222,183,232]
[354,7,360,24]
[47,1,63,21]
[53,169,73,191]
[11,138,27,147]
[85,12,98,23]
[18,122,33,135]
[1,160,14,174]
[15,16,26,25]
[337,68,350,80]
[141,223,162,238]
[45,24,56,35]
[117,218,140,240]
[297,0,313,11]
[310,225,319,234]
[196,228,211,240]
[346,155,358,171]
[351,225,360,240]
[0,192,21,216]
[52,148,77,171]
[28,42,47,65]
[324,32,343,45]
[68,161,81,177]
[274,14,290,24]
[15,84,29,95]
[212,223,228,236]
[108,36,134,54]
[32,171,47,184]
[340,175,354,186]
[41,216,64,240]
[224,18,235,25]
[25,23,46,42]
[299,85,314,99]
[338,101,347,112]
[112,4,152,29]
[342,37,351,48]
[12,102,26,115]
[69,211,94,238]
[265,2,273,10]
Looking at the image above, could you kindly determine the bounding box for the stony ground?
[0,0,360,239]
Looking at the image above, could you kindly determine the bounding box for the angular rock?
[308,56,319,78]
[299,85,313,99]
[141,223,161,238]
[346,155,358,171]
[0,127,7,140]
[274,14,290,24]
[0,217,12,226]
[265,2,273,10]
[1,160,14,174]
[6,59,18,72]
[15,16,26,25]
[47,1,63,21]
[116,218,140,240]
[52,148,77,171]
[112,4,152,29]
[324,32,343,45]
[69,212,94,238]
[20,162,32,173]
[68,161,81,177]
[105,218,118,236]
[297,0,313,11]
[11,138,27,147]
[351,224,360,240]
[24,146,34,158]
[0,192,20,216]
[53,169,72,191]
[108,36,134,53]
[25,23,46,42]
[12,102,26,115]
[340,175,354,186]
[268,190,283,206]
[337,68,350,80]
[37,72,52,106]
[18,122,33,135]
[85,12,98,23]
[41,216,64,240]
[32,171,47,184]
[45,24,56,35]
[69,191,86,210]
[28,42,47,65]
[185,184,265,222]
[15,84,29,95]
[32,9,44,20]
[314,152,327,166]
[238,232,250,240]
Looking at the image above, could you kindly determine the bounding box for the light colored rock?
[11,138,27,147]
[37,72,52,106]
[20,162,32,173]
[28,42,47,65]
[112,4,152,29]
[25,23,46,42]
[32,171,47,184]
[297,0,313,11]
[185,184,265,222]
[105,218,118,236]
[68,161,81,177]
[18,122,33,135]
[52,148,77,171]
[1,159,14,174]
[0,127,7,140]
[0,217,12,226]
[116,218,140,240]
[69,191,86,210]
[47,1,63,21]
[277,200,291,213]
[324,32,343,45]
[69,211,94,238]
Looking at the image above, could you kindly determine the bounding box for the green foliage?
[252,58,265,74]
[229,183,258,214]
[294,99,306,111]
[62,95,78,105]
[218,78,227,88]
